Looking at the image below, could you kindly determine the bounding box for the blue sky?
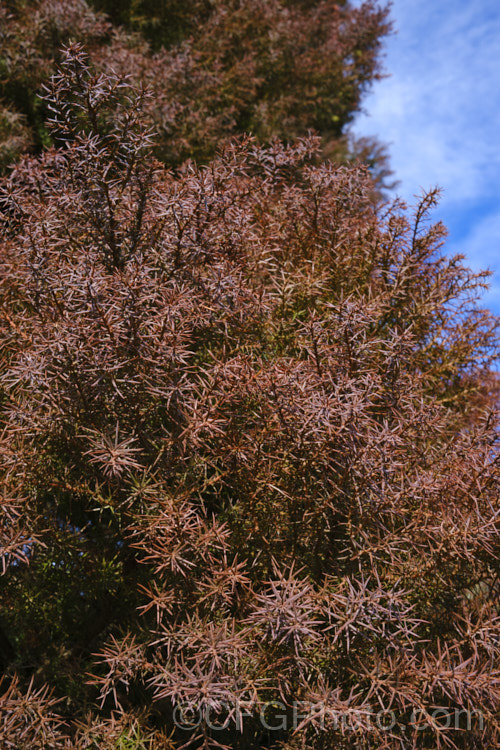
[353,0,500,313]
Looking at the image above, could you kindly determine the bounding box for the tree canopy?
[0,7,499,750]
[0,0,392,179]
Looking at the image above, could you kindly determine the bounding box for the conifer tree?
[0,47,499,749]
[0,0,392,183]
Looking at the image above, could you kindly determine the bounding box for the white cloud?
[353,0,500,310]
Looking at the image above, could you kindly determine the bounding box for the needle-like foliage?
[0,0,392,188]
[0,46,499,750]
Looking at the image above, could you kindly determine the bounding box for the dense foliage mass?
[0,45,500,749]
[0,0,392,184]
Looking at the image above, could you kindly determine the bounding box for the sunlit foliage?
[0,48,499,749]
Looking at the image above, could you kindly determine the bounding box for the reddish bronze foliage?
[0,0,392,190]
[0,46,500,749]
[92,0,391,167]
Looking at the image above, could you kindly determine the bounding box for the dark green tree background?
[0,0,392,177]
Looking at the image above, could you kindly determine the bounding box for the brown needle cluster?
[0,46,499,749]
